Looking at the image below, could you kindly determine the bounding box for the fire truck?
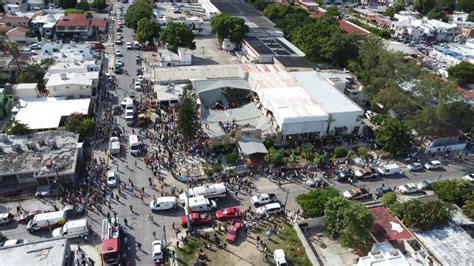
[101,219,123,265]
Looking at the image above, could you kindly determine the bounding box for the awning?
[238,137,268,156]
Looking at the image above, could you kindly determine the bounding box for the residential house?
[0,13,30,31]
[27,0,45,10]
[5,26,34,42]
[30,13,63,38]
[392,18,461,42]
[0,131,82,189]
[46,72,99,98]
[37,42,97,62]
[90,17,107,33]
[157,48,192,67]
[12,83,38,97]
[3,0,29,13]
[0,53,33,80]
[55,13,93,40]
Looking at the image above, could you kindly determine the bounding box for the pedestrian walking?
[124,217,128,226]
[129,204,133,213]
[172,221,175,229]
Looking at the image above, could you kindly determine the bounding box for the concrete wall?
[47,84,92,98]
[293,222,321,266]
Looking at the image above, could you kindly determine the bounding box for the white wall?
[47,84,92,98]
[328,111,364,135]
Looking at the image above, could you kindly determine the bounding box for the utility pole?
[283,189,289,209]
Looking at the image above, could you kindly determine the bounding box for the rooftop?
[368,206,414,242]
[46,72,98,87]
[0,238,68,266]
[238,137,268,155]
[91,18,107,27]
[56,13,90,27]
[13,83,37,90]
[0,130,80,177]
[338,20,370,35]
[152,64,240,83]
[13,97,91,130]
[154,83,186,102]
[243,36,305,57]
[210,0,275,29]
[5,26,28,36]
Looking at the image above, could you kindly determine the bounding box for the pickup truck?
[342,187,371,200]
[251,193,277,206]
[354,167,379,179]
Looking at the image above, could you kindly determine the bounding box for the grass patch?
[176,235,204,265]
[257,220,312,266]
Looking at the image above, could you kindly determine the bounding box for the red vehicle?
[18,210,44,224]
[226,220,241,242]
[215,207,242,221]
[101,219,122,265]
[180,212,212,228]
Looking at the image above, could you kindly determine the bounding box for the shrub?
[333,146,347,158]
[357,146,369,158]
[225,151,238,164]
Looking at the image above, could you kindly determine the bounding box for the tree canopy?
[468,11,474,22]
[136,18,161,44]
[16,64,45,83]
[324,197,373,249]
[92,0,107,10]
[77,0,90,11]
[4,119,30,135]
[296,188,340,217]
[448,62,474,85]
[401,199,454,230]
[57,0,78,9]
[160,22,195,52]
[65,113,96,138]
[211,13,249,45]
[384,4,405,19]
[432,179,474,206]
[177,85,198,141]
[375,117,412,156]
[124,0,153,30]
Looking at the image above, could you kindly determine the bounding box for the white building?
[241,36,305,63]
[30,13,63,38]
[46,72,99,98]
[317,70,365,105]
[12,83,38,97]
[157,48,192,67]
[157,16,211,36]
[45,59,100,79]
[391,18,461,42]
[357,242,425,266]
[37,42,97,62]
[27,0,45,10]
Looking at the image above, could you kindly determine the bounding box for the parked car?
[152,240,166,264]
[424,160,443,170]
[373,186,393,199]
[126,42,132,49]
[137,75,144,82]
[417,179,435,190]
[180,212,212,228]
[134,81,142,91]
[273,249,288,266]
[336,169,354,182]
[462,173,474,182]
[226,220,241,242]
[398,183,419,194]
[116,59,124,67]
[407,162,423,172]
[365,110,377,121]
[0,213,14,225]
[114,50,123,57]
[354,167,379,179]
[250,193,277,206]
[2,239,29,247]
[216,207,242,221]
[107,170,119,187]
[256,202,283,216]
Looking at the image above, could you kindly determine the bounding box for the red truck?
[101,219,122,265]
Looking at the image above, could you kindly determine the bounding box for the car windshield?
[228,230,236,235]
[108,176,115,181]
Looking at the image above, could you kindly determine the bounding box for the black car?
[112,105,122,115]
[336,169,354,182]
[114,67,123,74]
[136,68,143,75]
[373,186,393,199]
[111,124,122,137]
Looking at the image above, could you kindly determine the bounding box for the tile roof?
[5,26,28,36]
[368,206,414,242]
[3,15,29,22]
[56,13,90,27]
[338,20,370,35]
[91,18,107,27]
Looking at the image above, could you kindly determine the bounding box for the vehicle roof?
[32,211,65,221]
[430,160,442,164]
[0,213,11,218]
[129,134,138,143]
[102,238,119,253]
[264,202,281,209]
[274,249,286,258]
[157,197,177,203]
[65,219,88,227]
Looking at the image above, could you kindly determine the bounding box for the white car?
[365,110,377,120]
[152,240,166,264]
[116,33,123,39]
[398,183,419,194]
[126,42,132,50]
[417,179,435,190]
[115,39,123,45]
[256,202,282,216]
[116,59,124,67]
[273,249,288,266]
[137,75,143,82]
[114,50,123,57]
[3,239,29,247]
[407,162,423,172]
[463,174,474,182]
[424,160,443,170]
[134,81,142,91]
[107,170,119,187]
[149,197,177,211]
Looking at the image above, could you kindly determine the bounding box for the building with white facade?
[27,0,45,10]
[30,13,63,38]
[12,83,38,97]
[37,42,97,62]
[45,59,100,80]
[157,16,211,36]
[357,242,425,266]
[391,17,461,42]
[156,48,192,67]
[241,36,305,63]
[46,72,99,98]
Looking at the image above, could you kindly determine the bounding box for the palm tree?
[6,41,21,71]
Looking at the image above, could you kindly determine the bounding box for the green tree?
[427,7,448,21]
[401,199,454,230]
[77,0,90,11]
[457,0,474,13]
[448,62,474,85]
[462,200,474,219]
[92,0,107,10]
[375,117,412,156]
[65,112,84,133]
[78,117,95,137]
[57,0,78,9]
[124,0,153,30]
[384,4,405,19]
[333,146,347,158]
[225,151,238,164]
[64,8,85,15]
[324,197,373,249]
[136,18,161,44]
[468,11,474,22]
[296,188,340,217]
[177,85,198,141]
[211,13,249,45]
[436,101,474,133]
[267,147,284,167]
[301,143,315,162]
[15,64,45,83]
[374,86,418,116]
[4,119,30,135]
[432,179,474,206]
[160,22,195,52]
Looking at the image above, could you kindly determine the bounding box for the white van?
[188,196,216,212]
[52,219,90,239]
[179,183,227,202]
[377,163,401,176]
[129,135,140,156]
[27,211,66,232]
[256,202,283,216]
[125,109,134,126]
[149,197,177,211]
